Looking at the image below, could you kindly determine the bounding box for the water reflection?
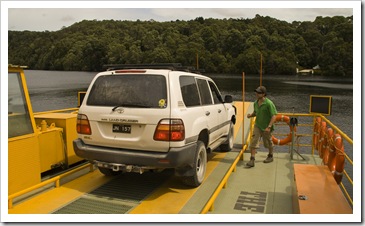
[25,70,95,112]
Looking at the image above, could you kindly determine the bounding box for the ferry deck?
[6,101,355,222]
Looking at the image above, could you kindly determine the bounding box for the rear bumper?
[73,139,197,169]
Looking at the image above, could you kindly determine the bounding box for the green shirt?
[254,97,277,131]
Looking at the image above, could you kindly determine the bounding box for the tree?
[8,16,353,76]
[223,29,245,58]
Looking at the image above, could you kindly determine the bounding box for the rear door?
[208,80,230,136]
[79,71,171,152]
[196,78,221,144]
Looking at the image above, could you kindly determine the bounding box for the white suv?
[73,65,236,187]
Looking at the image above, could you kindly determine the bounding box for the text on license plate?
[112,124,131,133]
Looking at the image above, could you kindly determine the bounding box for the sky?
[4,1,356,32]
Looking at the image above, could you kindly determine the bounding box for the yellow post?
[196,53,199,70]
[260,53,263,86]
[242,72,245,160]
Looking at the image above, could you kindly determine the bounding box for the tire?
[182,141,207,187]
[220,122,234,152]
[98,167,121,176]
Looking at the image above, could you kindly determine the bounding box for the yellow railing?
[8,163,93,209]
[317,114,353,206]
[201,116,254,214]
[200,145,247,214]
[34,108,79,115]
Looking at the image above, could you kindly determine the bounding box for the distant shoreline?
[283,81,352,89]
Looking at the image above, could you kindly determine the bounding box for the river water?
[24,69,355,202]
[25,70,355,155]
[25,70,353,138]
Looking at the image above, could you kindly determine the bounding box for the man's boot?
[263,153,273,163]
[246,156,255,167]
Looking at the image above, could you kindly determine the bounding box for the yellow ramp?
[8,170,112,214]
[8,101,252,215]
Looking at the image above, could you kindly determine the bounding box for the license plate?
[112,124,131,133]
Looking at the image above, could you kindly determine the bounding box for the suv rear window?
[87,74,167,108]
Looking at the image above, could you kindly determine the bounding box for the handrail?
[278,112,352,144]
[200,118,254,213]
[200,145,247,214]
[33,108,79,115]
[319,115,353,145]
[8,163,93,209]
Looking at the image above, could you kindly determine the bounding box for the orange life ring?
[271,114,296,145]
[321,127,334,165]
[327,134,337,172]
[317,121,327,158]
[313,117,321,149]
[333,134,345,184]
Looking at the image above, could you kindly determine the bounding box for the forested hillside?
[8,14,353,76]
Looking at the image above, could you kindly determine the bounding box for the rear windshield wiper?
[112,104,151,111]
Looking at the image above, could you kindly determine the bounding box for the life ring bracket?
[271,114,297,145]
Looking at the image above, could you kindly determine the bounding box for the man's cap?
[254,86,267,94]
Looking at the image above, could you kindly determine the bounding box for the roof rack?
[103,63,203,73]
[8,64,28,69]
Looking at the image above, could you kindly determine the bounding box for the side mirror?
[224,95,233,103]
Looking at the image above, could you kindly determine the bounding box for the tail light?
[77,114,92,135]
[154,119,185,141]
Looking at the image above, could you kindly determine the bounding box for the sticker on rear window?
[159,99,166,108]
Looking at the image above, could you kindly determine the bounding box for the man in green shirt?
[246,86,277,167]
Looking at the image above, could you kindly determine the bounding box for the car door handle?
[205,111,210,116]
[218,109,222,113]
